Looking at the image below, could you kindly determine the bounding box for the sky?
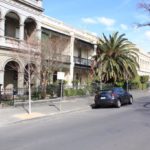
[43,0,150,52]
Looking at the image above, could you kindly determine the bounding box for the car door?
[123,91,130,103]
[117,88,126,104]
[119,88,128,104]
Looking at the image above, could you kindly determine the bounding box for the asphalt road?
[0,96,150,150]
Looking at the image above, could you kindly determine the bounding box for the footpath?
[0,90,150,127]
[0,96,93,127]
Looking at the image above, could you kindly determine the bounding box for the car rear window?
[100,90,112,94]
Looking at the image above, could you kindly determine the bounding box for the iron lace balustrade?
[45,54,71,64]
[74,56,92,67]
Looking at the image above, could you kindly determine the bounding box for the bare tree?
[137,1,150,27]
[7,32,41,114]
[40,34,70,98]
[7,30,70,110]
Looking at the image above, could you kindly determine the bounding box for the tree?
[40,32,70,98]
[93,32,139,85]
[140,75,149,90]
[137,1,150,27]
[8,31,41,114]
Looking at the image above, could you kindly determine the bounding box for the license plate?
[101,97,106,100]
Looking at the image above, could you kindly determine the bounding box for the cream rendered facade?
[136,50,150,77]
[0,0,97,90]
[0,0,150,90]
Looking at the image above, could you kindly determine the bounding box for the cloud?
[120,24,128,30]
[97,17,116,27]
[81,18,97,24]
[145,31,150,40]
[82,16,116,27]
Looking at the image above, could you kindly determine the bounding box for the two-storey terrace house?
[0,0,97,91]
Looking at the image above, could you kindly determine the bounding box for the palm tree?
[93,32,139,85]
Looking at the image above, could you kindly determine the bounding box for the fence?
[0,83,98,107]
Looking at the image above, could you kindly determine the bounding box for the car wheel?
[116,100,121,108]
[129,97,133,105]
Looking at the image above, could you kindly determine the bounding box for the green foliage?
[115,81,124,87]
[0,100,14,107]
[64,88,86,97]
[102,83,114,90]
[140,75,149,90]
[130,75,149,90]
[64,88,76,97]
[90,82,101,93]
[140,75,149,84]
[76,89,86,96]
[93,32,139,83]
[130,75,141,89]
[46,84,59,97]
[32,91,41,100]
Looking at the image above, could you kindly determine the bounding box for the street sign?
[57,72,65,80]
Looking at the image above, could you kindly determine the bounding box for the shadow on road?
[90,103,117,109]
[143,102,150,108]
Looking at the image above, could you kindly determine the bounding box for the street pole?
[28,37,31,114]
[28,64,31,114]
[60,79,63,111]
[57,72,65,111]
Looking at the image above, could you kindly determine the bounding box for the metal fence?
[0,83,98,107]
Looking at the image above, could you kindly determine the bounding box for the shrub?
[115,81,124,87]
[46,84,59,97]
[32,91,41,100]
[64,88,86,97]
[130,75,141,89]
[140,75,149,90]
[64,88,76,97]
[76,89,86,96]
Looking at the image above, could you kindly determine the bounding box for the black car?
[94,87,133,108]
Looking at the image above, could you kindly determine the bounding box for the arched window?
[24,17,37,41]
[5,11,20,39]
[4,61,19,89]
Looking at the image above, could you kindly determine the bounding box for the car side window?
[113,88,119,94]
[113,88,125,94]
[119,88,125,94]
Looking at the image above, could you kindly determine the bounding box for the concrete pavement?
[0,90,150,127]
[0,96,93,127]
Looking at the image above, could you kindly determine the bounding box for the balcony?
[45,54,71,64]
[0,36,40,54]
[74,56,92,67]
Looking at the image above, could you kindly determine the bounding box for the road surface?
[0,95,150,150]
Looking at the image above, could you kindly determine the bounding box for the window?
[15,27,19,39]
